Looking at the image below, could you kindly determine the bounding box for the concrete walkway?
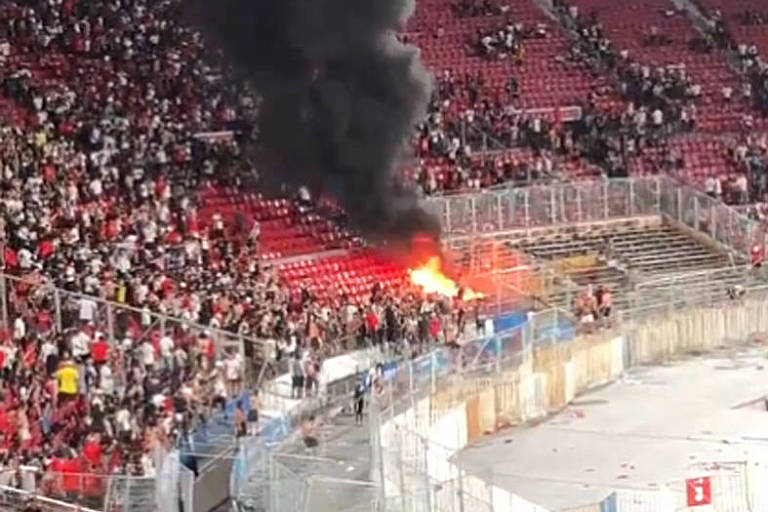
[279,410,377,512]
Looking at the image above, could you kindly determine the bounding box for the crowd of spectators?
[544,1,762,193]
[453,0,505,18]
[699,9,768,118]
[474,20,547,61]
[737,9,768,26]
[698,8,768,204]
[0,0,480,507]
[0,0,764,506]
[0,0,263,503]
[411,64,584,195]
[738,39,768,118]
[708,133,768,207]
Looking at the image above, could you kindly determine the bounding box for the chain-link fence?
[231,309,568,512]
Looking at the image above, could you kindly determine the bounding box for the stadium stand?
[409,0,768,204]
[0,0,761,510]
[0,0,471,506]
[509,216,746,313]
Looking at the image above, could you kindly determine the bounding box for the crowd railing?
[421,176,764,259]
[0,271,261,387]
[370,279,768,512]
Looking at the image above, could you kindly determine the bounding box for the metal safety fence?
[0,469,159,512]
[368,310,559,512]
[422,176,764,258]
[231,309,572,512]
[232,379,383,512]
[0,271,261,387]
[0,484,101,512]
[369,281,768,512]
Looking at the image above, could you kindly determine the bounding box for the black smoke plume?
[189,0,438,243]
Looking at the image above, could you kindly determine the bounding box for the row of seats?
[409,0,617,110]
[277,250,409,303]
[627,135,741,187]
[569,0,760,132]
[197,187,362,260]
[697,0,768,55]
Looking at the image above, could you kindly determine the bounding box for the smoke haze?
[189,0,438,243]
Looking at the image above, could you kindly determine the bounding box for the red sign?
[686,477,712,507]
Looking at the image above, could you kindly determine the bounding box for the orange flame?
[409,257,484,301]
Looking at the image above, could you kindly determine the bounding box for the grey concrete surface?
[455,347,768,511]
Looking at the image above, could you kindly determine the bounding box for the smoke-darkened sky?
[189,0,438,243]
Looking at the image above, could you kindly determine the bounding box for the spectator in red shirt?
[90,335,109,366]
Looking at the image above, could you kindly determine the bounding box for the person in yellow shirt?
[56,360,79,402]
[34,128,47,149]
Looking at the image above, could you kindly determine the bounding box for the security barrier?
[421,176,764,257]
[372,286,768,512]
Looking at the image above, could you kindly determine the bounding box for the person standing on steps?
[353,382,366,426]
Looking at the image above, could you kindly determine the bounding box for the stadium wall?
[374,289,768,512]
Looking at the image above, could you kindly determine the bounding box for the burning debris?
[409,256,484,301]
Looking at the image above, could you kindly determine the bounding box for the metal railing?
[0,271,261,385]
[368,310,561,512]
[0,469,157,512]
[421,176,764,258]
[231,308,572,512]
[0,484,101,512]
[368,280,768,511]
[622,269,768,323]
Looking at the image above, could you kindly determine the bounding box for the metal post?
[53,288,62,333]
[106,303,115,347]
[470,197,477,235]
[576,186,583,223]
[523,190,530,232]
[238,334,247,384]
[495,335,502,374]
[445,198,452,234]
[123,477,131,512]
[550,187,557,225]
[423,437,432,512]
[629,179,635,216]
[677,188,683,222]
[495,193,503,231]
[457,429,466,512]
[0,274,7,330]
[602,181,609,220]
[561,186,567,223]
[303,480,313,512]
[397,426,407,512]
[693,196,699,232]
[270,454,278,512]
[729,213,734,250]
[430,351,437,395]
[408,360,413,393]
[371,399,387,507]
